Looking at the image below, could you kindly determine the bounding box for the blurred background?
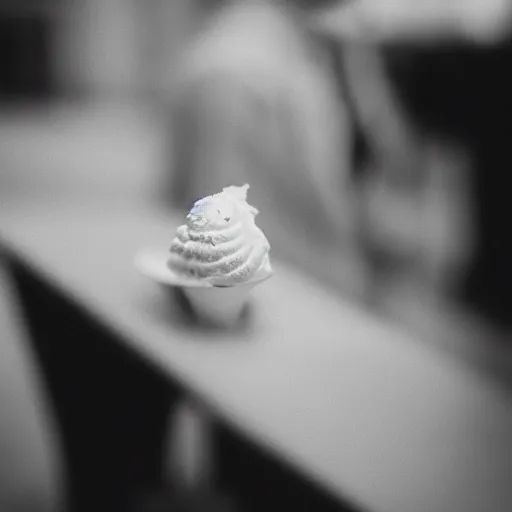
[0,0,203,206]
[1,0,507,351]
[1,0,512,511]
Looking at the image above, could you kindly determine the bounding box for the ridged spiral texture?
[168,185,271,286]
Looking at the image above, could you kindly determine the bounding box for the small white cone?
[135,247,272,327]
[183,281,257,327]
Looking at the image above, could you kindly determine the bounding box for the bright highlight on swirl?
[168,184,272,286]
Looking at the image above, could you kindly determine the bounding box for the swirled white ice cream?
[168,185,272,286]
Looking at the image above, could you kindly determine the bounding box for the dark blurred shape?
[215,426,364,512]
[384,37,512,328]
[0,13,55,102]
[0,259,63,512]
[131,487,237,512]
[10,258,176,512]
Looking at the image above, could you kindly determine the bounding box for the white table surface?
[1,201,512,512]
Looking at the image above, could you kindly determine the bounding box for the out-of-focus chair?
[0,259,64,512]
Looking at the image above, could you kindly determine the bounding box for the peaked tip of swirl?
[222,184,250,200]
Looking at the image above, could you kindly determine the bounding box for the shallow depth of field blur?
[0,0,199,207]
[1,0,512,510]
[2,1,510,349]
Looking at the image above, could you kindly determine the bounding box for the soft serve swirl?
[168,185,271,286]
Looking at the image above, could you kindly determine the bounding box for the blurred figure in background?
[167,0,367,301]
[309,0,512,332]
[168,0,512,342]
[166,0,471,337]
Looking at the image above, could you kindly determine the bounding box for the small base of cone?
[183,283,255,327]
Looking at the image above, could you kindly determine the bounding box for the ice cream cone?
[135,247,272,328]
[182,272,271,327]
[138,184,273,327]
[183,282,253,327]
